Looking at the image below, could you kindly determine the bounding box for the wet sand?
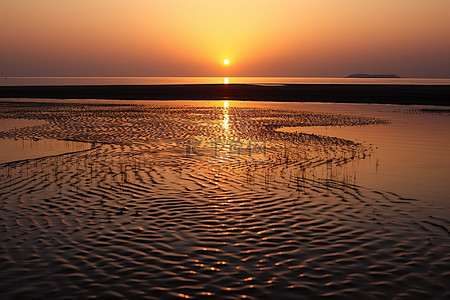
[0,102,449,299]
[1,84,450,105]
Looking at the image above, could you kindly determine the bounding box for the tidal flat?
[0,101,449,299]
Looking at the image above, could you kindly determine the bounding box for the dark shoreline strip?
[1,84,449,105]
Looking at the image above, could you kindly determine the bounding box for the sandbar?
[1,84,449,105]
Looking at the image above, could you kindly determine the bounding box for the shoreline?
[1,83,450,105]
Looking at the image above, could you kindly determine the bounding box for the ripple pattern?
[0,102,448,299]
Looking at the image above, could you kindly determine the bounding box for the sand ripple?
[0,102,448,299]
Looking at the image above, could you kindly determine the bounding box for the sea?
[1,76,450,86]
[0,77,449,299]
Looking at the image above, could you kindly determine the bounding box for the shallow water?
[0,101,449,299]
[277,105,450,207]
[0,138,93,164]
[0,119,93,164]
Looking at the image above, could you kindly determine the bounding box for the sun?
[223,59,230,65]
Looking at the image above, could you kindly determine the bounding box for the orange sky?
[1,0,449,77]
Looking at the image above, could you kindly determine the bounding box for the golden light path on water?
[220,101,230,162]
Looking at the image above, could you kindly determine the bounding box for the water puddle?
[0,138,93,164]
[277,113,450,207]
[0,118,93,163]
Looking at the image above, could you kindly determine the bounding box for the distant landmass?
[346,74,401,78]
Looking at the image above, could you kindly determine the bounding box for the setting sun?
[223,59,230,65]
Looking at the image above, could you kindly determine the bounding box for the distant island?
[346,74,401,78]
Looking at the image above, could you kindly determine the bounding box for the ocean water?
[1,76,450,86]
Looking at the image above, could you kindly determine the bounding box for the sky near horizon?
[1,0,449,77]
